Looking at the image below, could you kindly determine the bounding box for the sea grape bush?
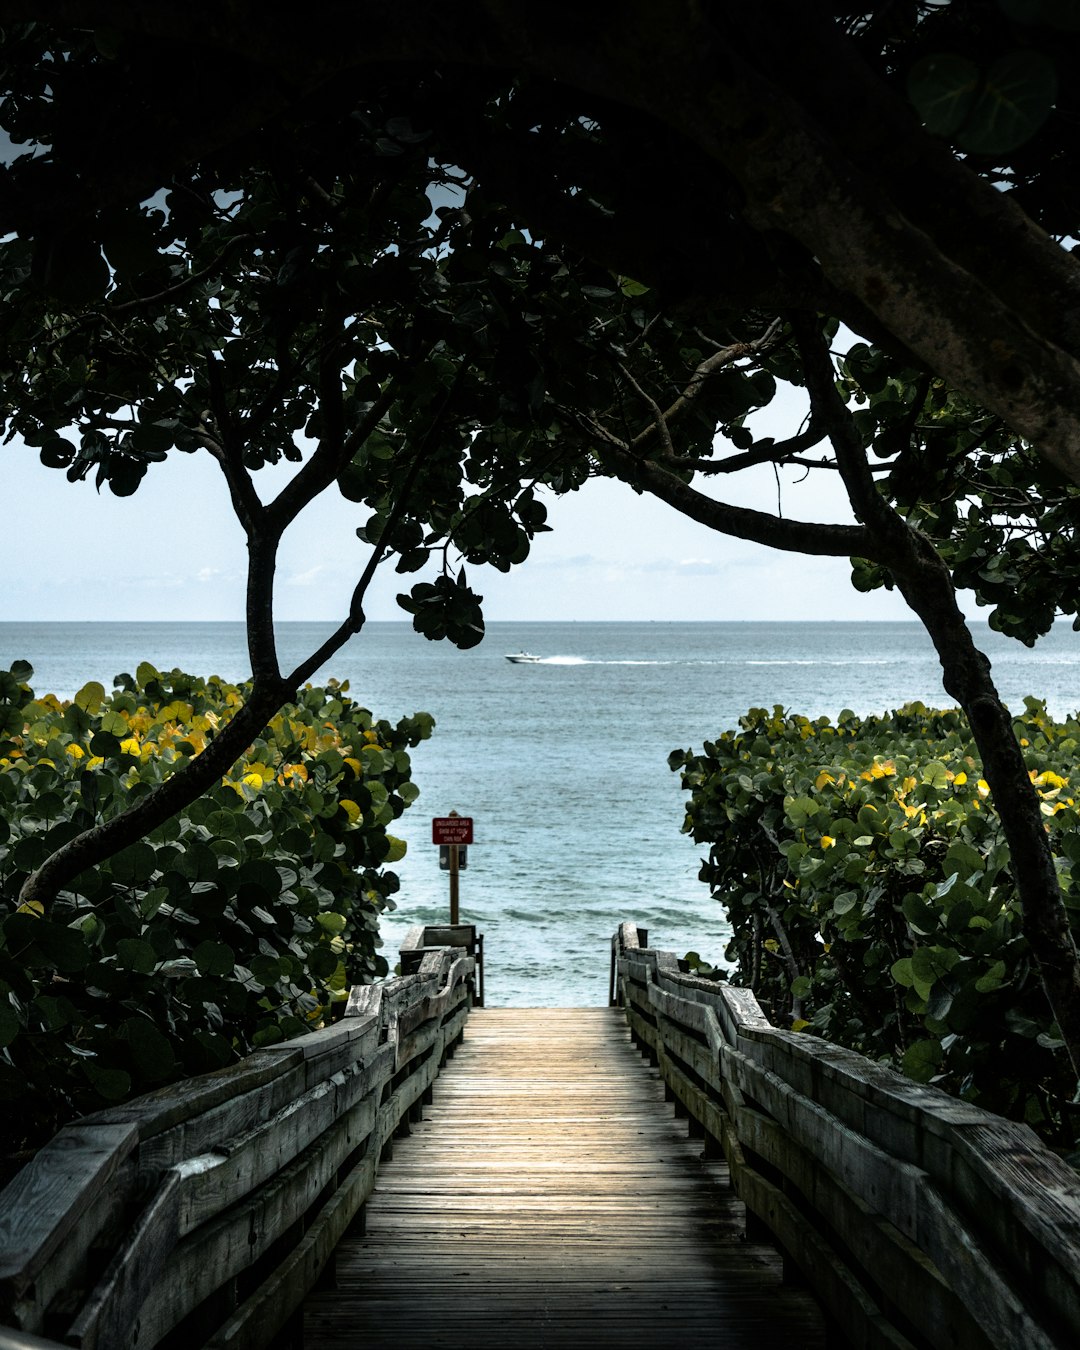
[670,700,1080,1142]
[0,661,432,1159]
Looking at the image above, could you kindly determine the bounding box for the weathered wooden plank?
[737,1099,993,1350]
[69,1083,384,1350]
[77,1046,309,1146]
[304,1007,827,1350]
[131,1092,382,1350]
[945,1120,1080,1329]
[0,1330,74,1350]
[733,1163,917,1350]
[207,1147,380,1350]
[0,1122,139,1332]
[656,1045,728,1146]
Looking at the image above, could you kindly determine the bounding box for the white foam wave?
[746,658,893,666]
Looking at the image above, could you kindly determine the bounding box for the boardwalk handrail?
[0,942,475,1350]
[612,921,1080,1350]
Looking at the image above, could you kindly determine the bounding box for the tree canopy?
[3,1,1080,1087]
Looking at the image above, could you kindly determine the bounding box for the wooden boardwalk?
[303,1007,826,1348]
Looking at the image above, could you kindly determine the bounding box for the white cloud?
[284,565,327,588]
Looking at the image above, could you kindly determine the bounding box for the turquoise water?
[4,620,1080,1005]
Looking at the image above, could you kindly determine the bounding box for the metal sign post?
[432,812,474,925]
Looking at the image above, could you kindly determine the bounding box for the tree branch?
[596,437,874,558]
[285,362,464,688]
[201,355,265,536]
[266,364,404,537]
[656,422,826,475]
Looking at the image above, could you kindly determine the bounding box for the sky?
[0,126,917,629]
[4,387,922,626]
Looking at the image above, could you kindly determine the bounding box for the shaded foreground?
[303,1007,826,1348]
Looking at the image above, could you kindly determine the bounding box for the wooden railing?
[400,922,484,1006]
[0,940,475,1350]
[611,922,1080,1350]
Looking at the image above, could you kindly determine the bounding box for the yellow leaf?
[763,938,779,953]
[815,770,835,790]
[977,779,991,797]
[954,771,967,786]
[791,1019,810,1032]
[340,799,361,823]
[65,743,85,759]
[821,835,835,849]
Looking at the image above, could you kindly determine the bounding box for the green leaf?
[902,1038,943,1083]
[891,957,915,988]
[120,1016,175,1081]
[176,841,219,883]
[99,710,128,736]
[3,914,88,973]
[140,886,169,920]
[235,858,282,899]
[136,661,161,689]
[82,1062,132,1101]
[193,940,235,976]
[74,680,106,714]
[960,52,1058,155]
[116,938,157,974]
[249,955,286,987]
[40,437,78,469]
[907,54,980,136]
[110,841,157,885]
[0,1004,19,1049]
[89,729,122,757]
[921,760,949,790]
[975,959,1008,993]
[308,945,340,980]
[945,841,985,877]
[902,893,939,935]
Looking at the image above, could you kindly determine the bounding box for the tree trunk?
[890,538,1080,1085]
[794,317,1080,1085]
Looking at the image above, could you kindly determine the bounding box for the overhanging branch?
[597,439,873,558]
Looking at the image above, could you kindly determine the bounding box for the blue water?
[4,620,1080,1005]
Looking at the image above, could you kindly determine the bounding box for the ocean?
[4,619,1080,1006]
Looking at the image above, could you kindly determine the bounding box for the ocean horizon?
[4,619,1080,1005]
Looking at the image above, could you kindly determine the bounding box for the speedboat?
[505,651,542,664]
